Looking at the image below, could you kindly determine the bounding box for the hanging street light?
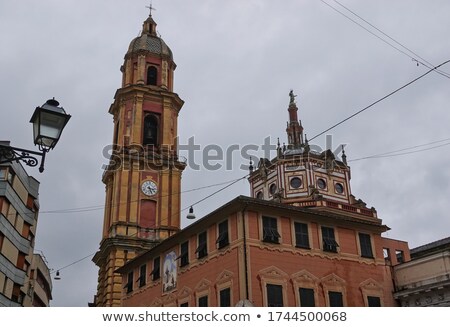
[186,206,196,220]
[0,98,71,173]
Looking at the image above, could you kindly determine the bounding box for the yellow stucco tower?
[93,13,186,306]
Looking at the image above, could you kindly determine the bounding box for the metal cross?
[146,2,156,16]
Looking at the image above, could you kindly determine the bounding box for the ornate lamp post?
[0,98,71,172]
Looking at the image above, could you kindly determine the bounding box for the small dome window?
[269,183,277,195]
[317,178,327,190]
[335,183,344,194]
[290,177,302,189]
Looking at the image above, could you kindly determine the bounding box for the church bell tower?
[93,12,186,306]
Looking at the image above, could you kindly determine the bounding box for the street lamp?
[0,98,71,173]
[186,206,196,220]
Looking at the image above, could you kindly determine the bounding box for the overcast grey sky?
[1,0,449,306]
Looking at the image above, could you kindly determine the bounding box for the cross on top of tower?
[146,2,156,17]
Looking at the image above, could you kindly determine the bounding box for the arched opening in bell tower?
[147,66,158,86]
[143,114,159,146]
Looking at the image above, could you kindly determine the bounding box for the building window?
[179,241,189,267]
[220,288,231,307]
[267,284,283,307]
[198,295,208,307]
[322,226,339,253]
[359,233,373,258]
[329,291,343,307]
[322,226,339,252]
[143,115,159,146]
[147,66,157,85]
[383,248,391,263]
[138,264,146,288]
[299,288,315,307]
[7,170,14,184]
[216,220,229,249]
[335,183,344,194]
[290,177,302,189]
[125,271,133,293]
[396,250,405,264]
[151,257,160,281]
[11,284,22,304]
[269,183,277,195]
[262,216,280,244]
[1,277,7,294]
[196,231,208,259]
[367,296,381,307]
[317,178,327,190]
[294,222,310,249]
[256,191,263,199]
[180,302,188,307]
[0,168,5,180]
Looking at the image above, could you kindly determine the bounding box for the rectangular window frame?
[359,233,374,258]
[125,271,133,294]
[266,283,284,307]
[178,241,189,267]
[216,220,229,249]
[367,296,381,307]
[396,250,405,264]
[262,216,280,244]
[219,287,231,307]
[321,226,339,253]
[151,257,160,281]
[138,264,146,288]
[299,287,315,307]
[7,170,14,184]
[0,232,4,251]
[329,291,343,307]
[294,222,310,249]
[198,295,208,307]
[195,231,208,259]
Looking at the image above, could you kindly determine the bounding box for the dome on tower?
[125,15,173,60]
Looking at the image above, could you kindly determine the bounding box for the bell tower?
[93,12,186,307]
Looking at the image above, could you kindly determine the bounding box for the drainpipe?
[242,205,249,300]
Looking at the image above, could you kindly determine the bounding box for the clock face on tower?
[141,180,158,196]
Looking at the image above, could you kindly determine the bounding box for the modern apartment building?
[0,143,51,306]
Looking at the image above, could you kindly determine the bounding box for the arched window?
[143,115,159,146]
[147,66,158,86]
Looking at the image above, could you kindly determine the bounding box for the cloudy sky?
[1,0,449,306]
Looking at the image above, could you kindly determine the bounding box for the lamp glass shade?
[30,99,71,149]
[186,206,196,220]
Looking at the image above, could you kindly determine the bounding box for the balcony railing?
[296,200,377,218]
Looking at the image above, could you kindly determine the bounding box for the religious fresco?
[163,251,177,293]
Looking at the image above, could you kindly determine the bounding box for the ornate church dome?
[125,15,173,60]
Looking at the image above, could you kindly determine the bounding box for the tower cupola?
[122,13,175,90]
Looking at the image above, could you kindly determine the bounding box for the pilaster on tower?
[286,90,304,148]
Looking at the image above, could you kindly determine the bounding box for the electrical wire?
[1,175,248,222]
[38,173,249,276]
[40,176,246,214]
[349,137,450,162]
[0,173,249,298]
[309,59,450,142]
[320,0,450,79]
